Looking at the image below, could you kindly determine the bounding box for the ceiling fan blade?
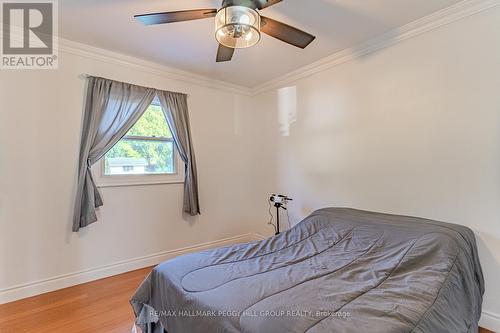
[135,9,217,25]
[216,44,235,62]
[253,0,283,9]
[260,16,315,49]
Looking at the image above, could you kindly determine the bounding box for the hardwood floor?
[0,267,152,333]
[0,267,495,332]
[481,328,495,333]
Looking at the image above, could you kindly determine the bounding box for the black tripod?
[269,194,292,235]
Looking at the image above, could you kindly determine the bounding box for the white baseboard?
[480,310,500,332]
[250,233,268,241]
[0,233,264,304]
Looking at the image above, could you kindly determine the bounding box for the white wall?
[250,6,500,330]
[0,42,262,301]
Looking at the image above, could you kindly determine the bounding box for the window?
[93,102,183,187]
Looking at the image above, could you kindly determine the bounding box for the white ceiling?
[60,0,463,87]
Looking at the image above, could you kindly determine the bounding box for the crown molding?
[58,38,253,96]
[3,0,498,96]
[251,0,500,95]
[1,31,251,95]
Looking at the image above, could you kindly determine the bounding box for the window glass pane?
[127,104,172,138]
[104,139,174,175]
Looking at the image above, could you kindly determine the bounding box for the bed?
[131,208,484,333]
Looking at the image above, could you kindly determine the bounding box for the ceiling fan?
[134,0,316,62]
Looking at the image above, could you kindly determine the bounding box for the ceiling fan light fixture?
[215,6,260,49]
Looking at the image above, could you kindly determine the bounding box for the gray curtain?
[73,77,156,232]
[157,90,200,216]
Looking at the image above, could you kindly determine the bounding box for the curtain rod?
[78,73,189,97]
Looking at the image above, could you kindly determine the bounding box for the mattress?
[131,208,484,333]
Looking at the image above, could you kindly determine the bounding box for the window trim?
[93,151,184,188]
[120,135,173,142]
[92,106,184,188]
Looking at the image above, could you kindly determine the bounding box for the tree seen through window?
[104,104,175,175]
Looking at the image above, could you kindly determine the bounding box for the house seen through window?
[104,103,176,176]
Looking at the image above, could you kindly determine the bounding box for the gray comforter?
[131,208,484,333]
